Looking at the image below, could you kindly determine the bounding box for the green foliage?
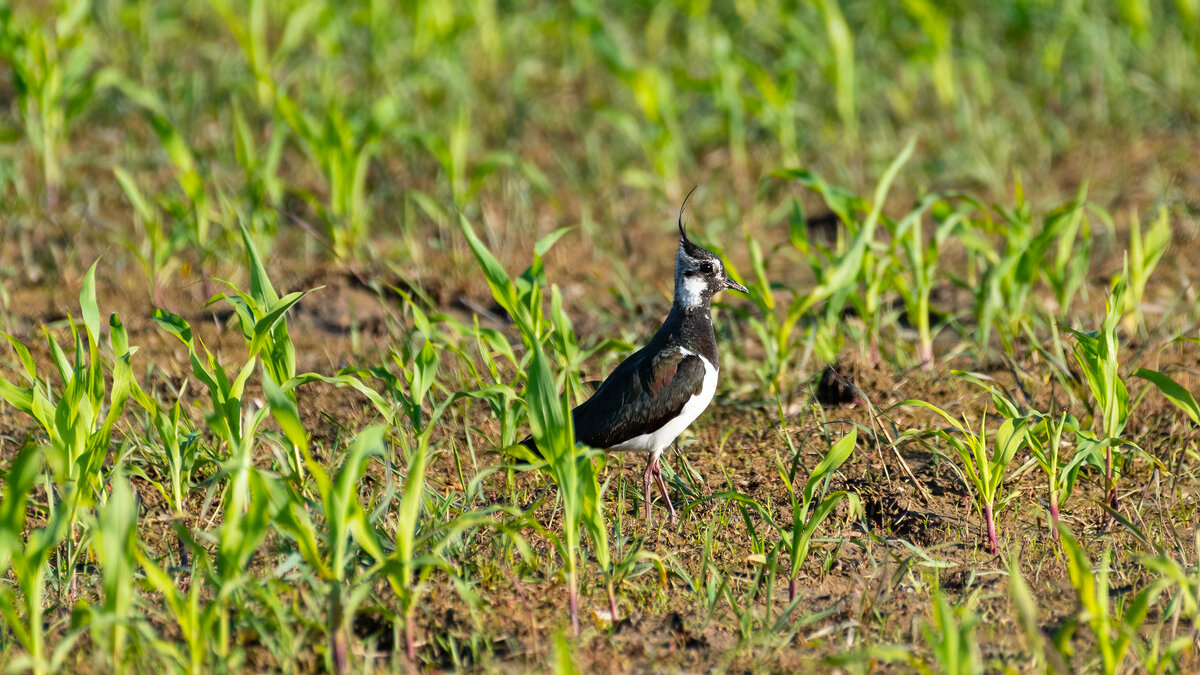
[1026,412,1086,534]
[713,428,860,625]
[733,140,913,398]
[1126,207,1171,332]
[0,0,103,205]
[0,261,152,673]
[459,214,609,636]
[1070,280,1130,442]
[1136,367,1200,426]
[1006,555,1048,670]
[778,429,860,599]
[918,581,981,675]
[1140,538,1200,666]
[0,443,77,675]
[90,469,139,667]
[900,398,1029,555]
[112,167,190,303]
[891,195,967,368]
[1067,278,1156,510]
[1058,523,1167,674]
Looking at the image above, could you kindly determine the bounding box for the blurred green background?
[2,0,1197,277]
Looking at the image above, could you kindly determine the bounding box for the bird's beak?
[723,277,748,293]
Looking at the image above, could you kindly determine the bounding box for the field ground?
[3,1,1200,673]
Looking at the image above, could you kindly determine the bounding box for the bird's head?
[674,188,748,308]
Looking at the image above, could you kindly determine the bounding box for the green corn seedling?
[777,428,860,603]
[459,214,610,636]
[890,194,967,368]
[524,321,589,637]
[387,414,443,663]
[378,399,522,664]
[740,138,912,391]
[779,138,915,321]
[89,468,139,668]
[112,167,189,304]
[1125,207,1170,333]
[274,94,378,259]
[152,307,283,660]
[712,428,859,619]
[958,371,1088,543]
[0,262,150,606]
[1140,537,1200,666]
[1042,186,1095,320]
[144,393,201,564]
[209,0,324,108]
[903,0,957,106]
[1026,412,1086,541]
[0,443,77,675]
[231,97,287,225]
[815,0,857,137]
[367,318,446,663]
[137,538,212,674]
[901,400,1029,555]
[963,181,1054,354]
[919,581,982,675]
[271,425,387,672]
[215,0,378,256]
[1067,279,1130,511]
[106,71,218,248]
[0,0,101,207]
[1057,523,1167,674]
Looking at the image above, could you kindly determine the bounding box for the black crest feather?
[677,185,699,242]
[676,185,710,259]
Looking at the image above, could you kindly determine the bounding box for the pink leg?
[651,455,678,524]
[642,459,654,525]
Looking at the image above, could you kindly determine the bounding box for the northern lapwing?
[524,193,747,524]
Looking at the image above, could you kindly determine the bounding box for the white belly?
[607,350,718,456]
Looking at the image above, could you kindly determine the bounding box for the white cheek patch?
[680,275,707,307]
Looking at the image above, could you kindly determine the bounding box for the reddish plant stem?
[789,577,797,603]
[918,340,934,371]
[984,502,999,555]
[1049,497,1061,542]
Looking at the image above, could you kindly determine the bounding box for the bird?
[522,192,746,525]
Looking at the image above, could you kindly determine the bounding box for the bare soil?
[2,137,1200,671]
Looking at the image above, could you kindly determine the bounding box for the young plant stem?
[175,516,190,570]
[984,502,998,555]
[1106,447,1117,512]
[918,291,933,370]
[405,607,417,663]
[568,567,580,636]
[1049,498,1061,542]
[329,582,348,673]
[219,604,230,658]
[31,567,45,675]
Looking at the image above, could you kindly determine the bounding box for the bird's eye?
[699,261,715,274]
